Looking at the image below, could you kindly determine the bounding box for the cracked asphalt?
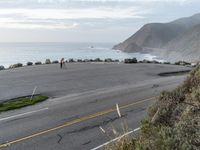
[0,63,190,150]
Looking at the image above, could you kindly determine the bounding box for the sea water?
[0,42,158,67]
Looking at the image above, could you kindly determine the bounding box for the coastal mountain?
[113,13,200,62]
[113,23,186,52]
[163,24,200,62]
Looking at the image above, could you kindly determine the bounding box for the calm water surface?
[0,42,158,67]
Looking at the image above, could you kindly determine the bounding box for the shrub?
[109,66,200,150]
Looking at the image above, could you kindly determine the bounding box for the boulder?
[163,62,171,65]
[9,63,23,69]
[69,58,75,63]
[52,60,59,64]
[104,58,113,62]
[94,58,103,62]
[141,59,152,63]
[35,61,42,65]
[0,65,5,70]
[45,59,51,64]
[27,62,33,66]
[83,59,89,62]
[77,59,83,62]
[124,58,138,64]
[152,60,160,64]
[175,61,191,66]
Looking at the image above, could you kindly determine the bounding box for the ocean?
[0,42,157,68]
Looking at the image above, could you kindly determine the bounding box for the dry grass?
[107,66,200,150]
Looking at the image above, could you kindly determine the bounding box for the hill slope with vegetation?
[111,66,200,150]
[113,13,200,62]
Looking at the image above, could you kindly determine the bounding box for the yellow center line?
[0,97,155,148]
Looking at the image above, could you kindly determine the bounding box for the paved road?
[0,63,190,150]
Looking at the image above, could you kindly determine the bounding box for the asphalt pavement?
[0,63,191,150]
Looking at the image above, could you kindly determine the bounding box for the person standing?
[60,58,64,69]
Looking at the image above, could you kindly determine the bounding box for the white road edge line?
[0,107,49,122]
[91,127,141,150]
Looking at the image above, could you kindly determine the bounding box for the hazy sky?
[0,0,200,43]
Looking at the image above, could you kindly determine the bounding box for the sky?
[0,0,200,43]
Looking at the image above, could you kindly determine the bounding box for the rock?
[77,59,83,62]
[152,60,160,64]
[104,58,113,62]
[124,58,138,64]
[35,61,42,65]
[141,59,152,63]
[45,59,51,64]
[52,60,59,64]
[163,62,171,65]
[27,62,33,66]
[69,59,75,63]
[83,59,89,62]
[175,61,191,66]
[94,58,103,62]
[9,63,23,69]
[0,65,5,70]
[89,59,94,62]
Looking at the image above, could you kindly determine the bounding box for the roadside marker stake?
[30,86,37,100]
[116,103,121,118]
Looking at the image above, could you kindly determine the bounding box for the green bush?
[0,95,48,112]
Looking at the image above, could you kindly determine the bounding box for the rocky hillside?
[163,24,200,62]
[109,66,200,150]
[113,23,186,52]
[113,13,200,62]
